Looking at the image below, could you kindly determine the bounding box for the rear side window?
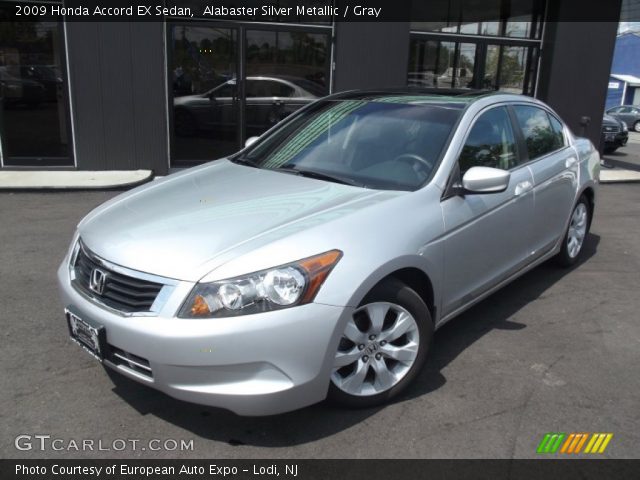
[548,114,566,148]
[459,106,518,174]
[513,105,563,160]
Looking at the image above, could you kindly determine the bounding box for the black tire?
[555,194,591,267]
[327,278,433,408]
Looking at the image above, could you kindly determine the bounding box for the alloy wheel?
[567,203,588,258]
[331,302,420,396]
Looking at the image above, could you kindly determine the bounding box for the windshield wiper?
[230,156,259,168]
[276,166,365,188]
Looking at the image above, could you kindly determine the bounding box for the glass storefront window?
[169,24,330,166]
[0,20,71,166]
[409,38,538,95]
[456,43,476,88]
[409,39,476,90]
[169,25,238,164]
[411,0,544,40]
[498,46,527,93]
[483,44,501,89]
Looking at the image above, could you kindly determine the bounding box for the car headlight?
[622,121,628,132]
[178,250,342,318]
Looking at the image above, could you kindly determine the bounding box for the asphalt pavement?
[1,181,639,459]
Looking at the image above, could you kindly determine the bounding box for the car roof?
[324,88,514,109]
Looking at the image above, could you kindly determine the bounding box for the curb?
[0,170,154,191]
[600,169,640,184]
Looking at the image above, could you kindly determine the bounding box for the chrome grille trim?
[70,240,178,316]
[109,345,153,378]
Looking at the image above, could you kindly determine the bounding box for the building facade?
[0,0,622,174]
[606,32,640,108]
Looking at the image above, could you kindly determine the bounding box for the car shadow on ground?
[107,234,600,447]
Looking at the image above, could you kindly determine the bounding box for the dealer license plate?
[66,309,105,361]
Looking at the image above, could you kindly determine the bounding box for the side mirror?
[244,136,260,148]
[462,166,510,194]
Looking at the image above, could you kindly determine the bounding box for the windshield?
[240,99,461,191]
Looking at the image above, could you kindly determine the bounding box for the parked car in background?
[601,114,629,154]
[606,105,640,132]
[173,75,322,137]
[0,67,45,107]
[19,65,63,102]
[59,90,599,415]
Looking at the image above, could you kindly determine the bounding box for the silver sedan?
[58,91,599,415]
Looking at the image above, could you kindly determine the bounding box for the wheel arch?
[579,185,596,230]
[341,257,440,325]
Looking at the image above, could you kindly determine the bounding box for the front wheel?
[634,121,640,133]
[328,278,433,408]
[556,195,591,267]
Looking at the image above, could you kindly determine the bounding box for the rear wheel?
[328,278,433,408]
[556,195,591,267]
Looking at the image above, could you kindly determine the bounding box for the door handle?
[565,157,578,168]
[514,180,533,196]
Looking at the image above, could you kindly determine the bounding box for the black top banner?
[0,0,634,23]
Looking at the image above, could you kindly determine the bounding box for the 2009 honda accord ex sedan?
[58,90,599,415]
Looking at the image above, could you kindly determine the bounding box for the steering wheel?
[393,153,434,172]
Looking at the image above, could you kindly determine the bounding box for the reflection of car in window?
[601,114,628,154]
[173,75,323,137]
[437,67,473,88]
[19,65,62,102]
[0,67,45,107]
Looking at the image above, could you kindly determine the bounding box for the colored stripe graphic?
[537,433,565,453]
[584,433,614,454]
[538,433,613,454]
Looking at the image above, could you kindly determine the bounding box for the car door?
[623,107,640,128]
[607,106,624,119]
[512,105,578,259]
[440,105,535,318]
[610,106,639,127]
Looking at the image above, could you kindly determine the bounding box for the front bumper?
[603,131,628,148]
[57,260,352,416]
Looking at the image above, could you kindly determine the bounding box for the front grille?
[72,244,163,313]
[108,344,153,378]
[603,125,620,133]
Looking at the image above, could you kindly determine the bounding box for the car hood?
[78,160,389,281]
[602,114,621,126]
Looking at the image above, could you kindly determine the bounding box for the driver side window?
[459,107,518,174]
